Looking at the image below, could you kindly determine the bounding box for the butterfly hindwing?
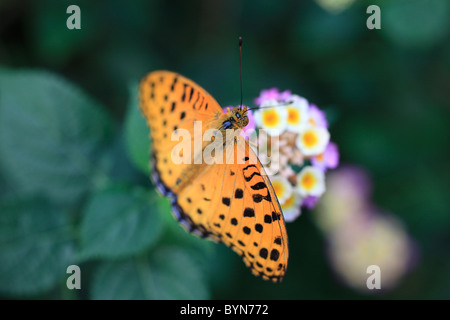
[213,137,288,282]
[174,136,288,281]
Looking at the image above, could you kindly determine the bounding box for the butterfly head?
[223,106,249,130]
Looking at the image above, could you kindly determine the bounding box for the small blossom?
[286,96,310,133]
[296,125,330,156]
[314,166,371,233]
[254,102,288,136]
[302,195,320,210]
[308,104,328,128]
[311,141,340,171]
[296,166,326,197]
[278,90,292,101]
[254,88,291,105]
[270,174,293,204]
[281,191,303,222]
[327,213,415,292]
[279,132,304,166]
[280,165,296,179]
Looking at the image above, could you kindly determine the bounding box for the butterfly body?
[140,71,289,282]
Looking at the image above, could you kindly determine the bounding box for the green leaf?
[0,70,114,204]
[0,197,75,297]
[161,206,215,272]
[124,83,151,175]
[91,247,209,299]
[80,186,164,259]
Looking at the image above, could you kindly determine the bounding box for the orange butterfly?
[139,71,289,282]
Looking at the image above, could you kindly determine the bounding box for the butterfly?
[139,71,288,282]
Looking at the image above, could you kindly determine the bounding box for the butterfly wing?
[140,71,289,282]
[140,71,223,193]
[174,135,289,282]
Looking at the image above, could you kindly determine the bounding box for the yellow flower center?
[262,110,279,128]
[302,130,318,148]
[287,107,300,124]
[283,193,294,207]
[272,181,284,198]
[316,153,324,162]
[301,172,316,190]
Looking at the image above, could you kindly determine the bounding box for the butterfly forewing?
[140,71,222,192]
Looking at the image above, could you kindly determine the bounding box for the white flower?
[270,174,293,203]
[285,95,309,133]
[296,125,330,156]
[296,166,326,197]
[281,191,302,222]
[254,100,288,136]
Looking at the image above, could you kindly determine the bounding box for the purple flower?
[278,89,292,101]
[242,108,255,140]
[302,195,319,210]
[308,104,328,128]
[254,88,292,105]
[311,141,340,171]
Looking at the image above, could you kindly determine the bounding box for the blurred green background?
[0,0,449,299]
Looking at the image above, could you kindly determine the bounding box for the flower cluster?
[251,88,339,222]
[315,166,417,292]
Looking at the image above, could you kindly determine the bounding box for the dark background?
[0,0,449,299]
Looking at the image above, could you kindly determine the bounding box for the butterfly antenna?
[239,36,243,109]
[247,100,294,111]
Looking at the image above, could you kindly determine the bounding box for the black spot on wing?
[188,86,194,102]
[272,211,281,221]
[253,194,263,203]
[171,76,178,91]
[181,83,188,102]
[244,172,262,182]
[259,248,268,259]
[244,208,255,217]
[251,182,267,190]
[193,91,200,109]
[270,249,280,261]
[243,164,258,172]
[222,197,231,206]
